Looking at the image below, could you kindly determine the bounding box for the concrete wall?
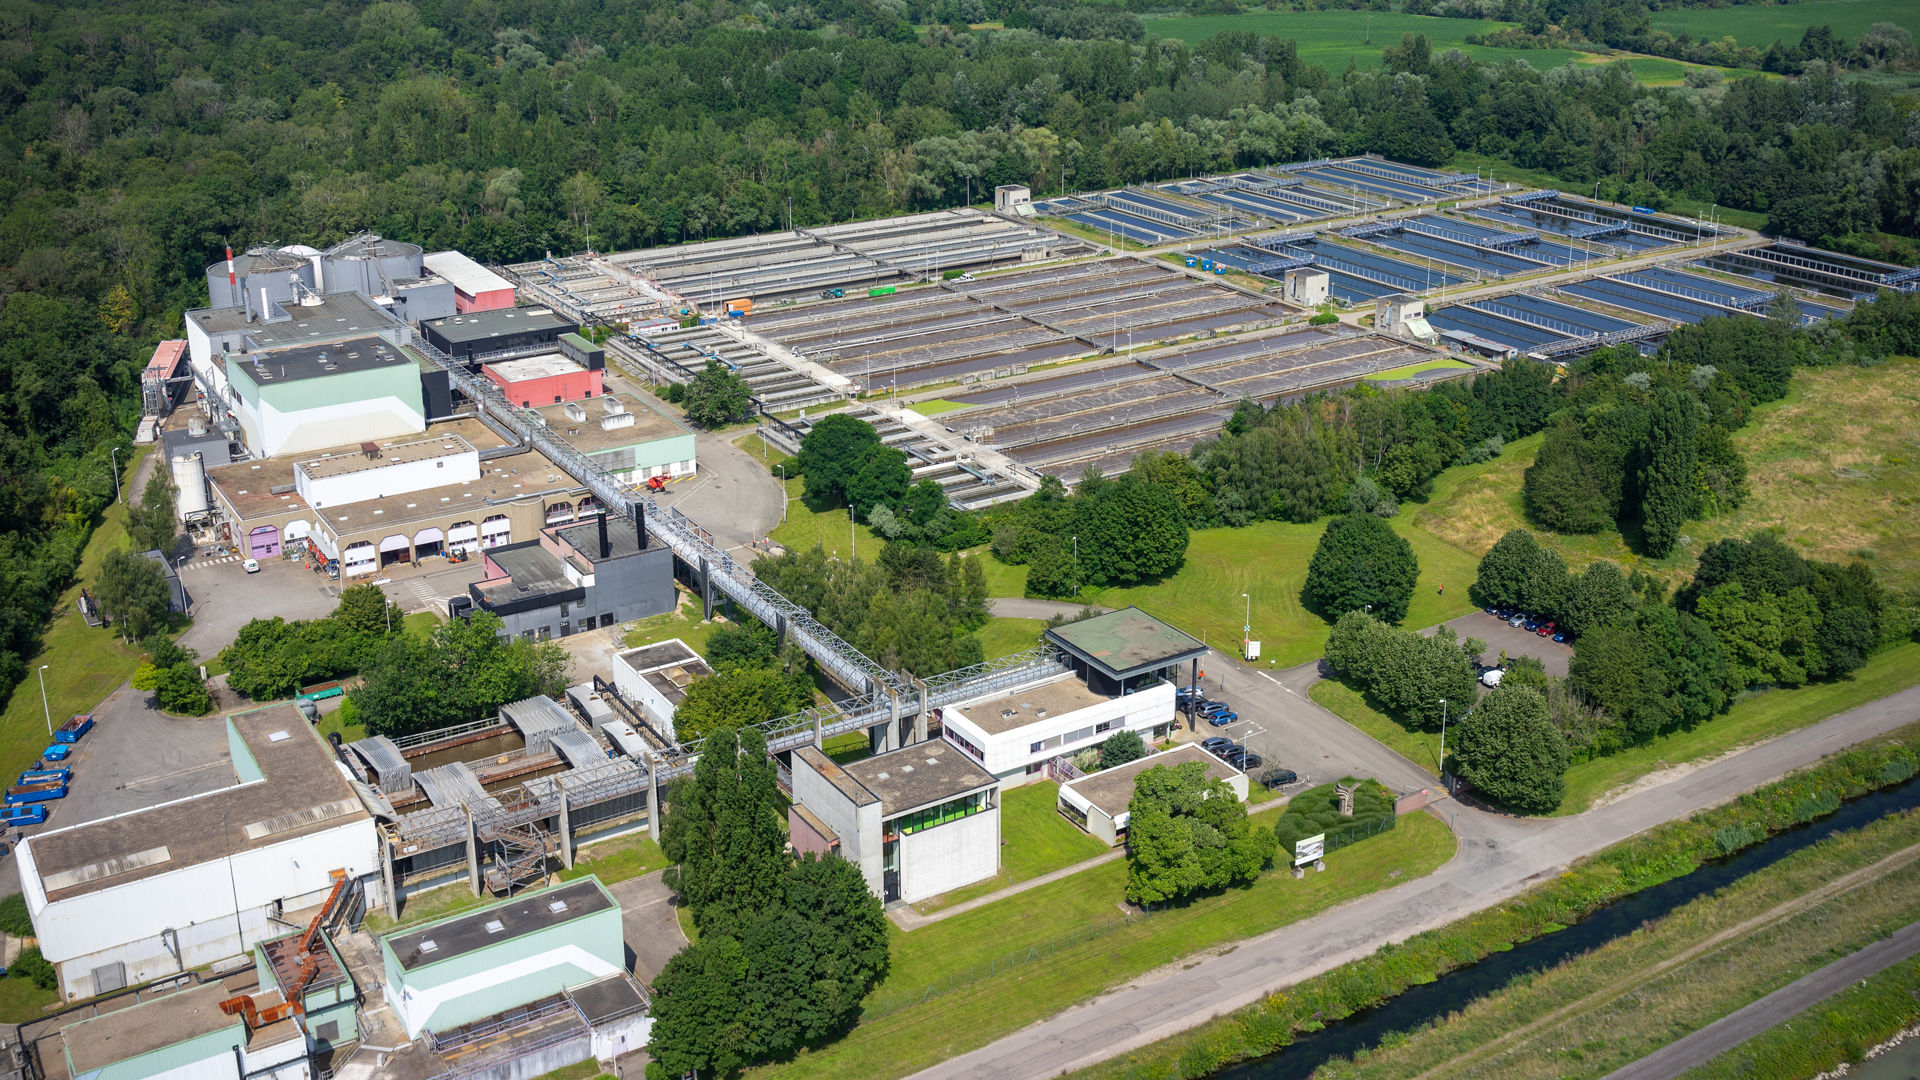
[897,804,999,904]
[592,1012,652,1064]
[383,901,625,1036]
[790,757,883,897]
[456,1033,593,1080]
[488,368,603,406]
[20,823,381,1001]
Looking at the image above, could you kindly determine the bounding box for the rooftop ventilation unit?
[564,402,587,422]
[602,396,625,414]
[600,412,635,431]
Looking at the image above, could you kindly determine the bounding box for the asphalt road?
[907,680,1920,1080]
[608,869,688,988]
[1600,917,1920,1080]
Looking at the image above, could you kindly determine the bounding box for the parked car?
[1552,631,1568,643]
[243,558,260,573]
[1481,668,1505,688]
[1258,766,1298,789]
[1537,621,1557,637]
[1201,737,1237,754]
[1194,701,1231,717]
[1523,620,1541,632]
[1236,751,1264,771]
[1176,685,1207,702]
[1485,607,1500,616]
[1509,616,1526,628]
[1206,710,1239,727]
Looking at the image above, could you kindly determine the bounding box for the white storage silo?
[171,452,210,521]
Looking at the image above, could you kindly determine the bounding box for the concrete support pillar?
[557,785,575,870]
[775,612,789,649]
[646,754,662,842]
[814,710,824,749]
[380,833,396,915]
[911,675,929,745]
[698,557,715,620]
[465,806,482,898]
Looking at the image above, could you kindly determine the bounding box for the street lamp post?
[850,506,857,561]
[777,464,789,524]
[110,447,122,503]
[38,664,52,738]
[1241,592,1250,645]
[1438,698,1450,792]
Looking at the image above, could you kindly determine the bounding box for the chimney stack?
[597,508,610,560]
[632,503,647,551]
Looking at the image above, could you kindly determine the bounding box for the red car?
[1537,621,1557,637]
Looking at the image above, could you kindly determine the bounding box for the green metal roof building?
[57,982,309,1080]
[380,877,626,1038]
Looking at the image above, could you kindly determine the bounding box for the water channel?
[1217,775,1920,1080]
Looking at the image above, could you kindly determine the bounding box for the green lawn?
[822,730,872,764]
[908,399,971,417]
[1311,678,1442,778]
[1140,11,1587,72]
[972,548,1028,598]
[558,832,668,886]
[976,616,1047,660]
[365,882,492,934]
[0,977,59,1024]
[769,482,882,563]
[401,611,439,637]
[0,454,151,782]
[314,710,367,745]
[1558,640,1920,813]
[1073,511,1479,669]
[1364,358,1472,382]
[1650,0,1916,51]
[749,813,1455,1080]
[623,588,725,658]
[914,781,1112,912]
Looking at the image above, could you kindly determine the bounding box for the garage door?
[343,542,377,576]
[248,525,281,558]
[448,521,478,554]
[481,515,511,548]
[413,527,445,559]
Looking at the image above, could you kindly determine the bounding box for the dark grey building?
[466,514,673,640]
[421,307,579,363]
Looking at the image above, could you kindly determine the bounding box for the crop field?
[1141,11,1585,70]
[1650,0,1917,50]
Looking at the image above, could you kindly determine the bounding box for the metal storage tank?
[318,233,424,296]
[171,452,210,520]
[204,246,315,310]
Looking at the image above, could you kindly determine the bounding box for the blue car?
[1523,620,1541,632]
[1206,710,1239,727]
[1552,631,1568,643]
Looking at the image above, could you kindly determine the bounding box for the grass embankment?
[1442,151,1771,230]
[1364,358,1472,382]
[1679,958,1920,1080]
[976,616,1048,660]
[1073,513,1479,668]
[913,781,1111,913]
[1317,805,1920,1079]
[1068,719,1920,1080]
[1409,357,1920,595]
[907,399,971,417]
[748,812,1455,1080]
[0,450,151,785]
[1311,641,1920,812]
[623,587,725,657]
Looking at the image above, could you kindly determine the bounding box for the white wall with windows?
[941,678,1176,786]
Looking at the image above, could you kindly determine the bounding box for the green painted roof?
[1044,606,1207,677]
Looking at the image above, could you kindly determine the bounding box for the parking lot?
[1433,610,1574,678]
[174,551,343,658]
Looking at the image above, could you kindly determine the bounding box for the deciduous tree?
[1452,684,1569,814]
[95,549,170,641]
[1124,762,1275,904]
[1099,729,1147,769]
[1304,514,1418,624]
[681,359,753,428]
[1638,386,1699,557]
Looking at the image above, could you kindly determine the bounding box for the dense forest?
[2,0,1918,713]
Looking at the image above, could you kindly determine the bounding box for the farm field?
[1650,0,1918,51]
[1141,11,1584,70]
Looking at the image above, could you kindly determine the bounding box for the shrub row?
[1273,780,1397,858]
[1074,721,1920,1080]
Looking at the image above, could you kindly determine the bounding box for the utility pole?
[110,447,122,503]
[1438,698,1450,791]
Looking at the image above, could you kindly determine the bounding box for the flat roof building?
[533,392,697,485]
[422,306,578,362]
[611,639,714,743]
[1057,744,1248,846]
[469,514,675,640]
[940,670,1176,786]
[221,335,429,459]
[485,352,603,406]
[789,740,1000,905]
[1044,607,1208,695]
[51,981,309,1080]
[17,705,380,1001]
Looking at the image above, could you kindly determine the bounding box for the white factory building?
[788,740,1000,905]
[611,639,714,743]
[17,705,382,1001]
[939,607,1201,785]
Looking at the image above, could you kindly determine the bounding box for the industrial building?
[611,639,714,743]
[533,392,697,486]
[1057,744,1248,846]
[938,670,1176,786]
[422,306,579,362]
[16,705,380,1001]
[424,250,517,313]
[467,513,676,639]
[788,740,1000,905]
[222,335,430,458]
[44,981,312,1080]
[486,353,602,406]
[184,291,413,416]
[201,418,593,568]
[1043,607,1208,696]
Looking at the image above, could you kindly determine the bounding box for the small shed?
[1058,744,1249,846]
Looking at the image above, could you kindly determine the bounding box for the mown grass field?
[748,813,1454,1080]
[1319,803,1920,1079]
[976,616,1047,660]
[1076,511,1480,669]
[914,781,1111,912]
[1311,678,1442,778]
[1141,11,1584,71]
[1365,357,1472,382]
[1407,356,1920,596]
[1649,0,1917,51]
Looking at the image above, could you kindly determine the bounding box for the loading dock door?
[248,525,281,558]
[378,534,411,567]
[413,527,445,560]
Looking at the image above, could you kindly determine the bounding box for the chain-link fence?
[860,905,1158,1023]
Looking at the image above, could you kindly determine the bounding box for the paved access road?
[908,681,1920,1080]
[1599,917,1920,1080]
